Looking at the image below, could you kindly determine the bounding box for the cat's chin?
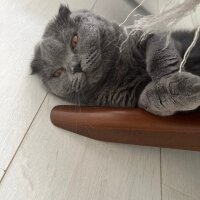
[71,72,87,92]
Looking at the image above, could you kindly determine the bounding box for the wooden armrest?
[50,105,200,151]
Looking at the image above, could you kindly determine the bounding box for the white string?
[179,26,200,72]
[129,0,200,37]
[179,3,200,72]
[160,0,175,13]
[119,0,146,27]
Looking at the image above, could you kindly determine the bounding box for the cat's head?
[31,5,121,102]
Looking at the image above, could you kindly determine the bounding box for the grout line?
[0,92,49,184]
[0,169,5,180]
[160,148,163,200]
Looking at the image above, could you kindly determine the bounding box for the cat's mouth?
[71,72,86,92]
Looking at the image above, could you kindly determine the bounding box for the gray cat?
[31,5,200,116]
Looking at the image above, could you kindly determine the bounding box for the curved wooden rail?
[50,105,200,151]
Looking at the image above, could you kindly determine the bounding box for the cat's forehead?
[40,38,64,57]
[71,10,103,24]
[43,10,99,38]
[71,10,95,19]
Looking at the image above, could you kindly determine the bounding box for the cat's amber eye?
[52,68,65,78]
[71,34,78,49]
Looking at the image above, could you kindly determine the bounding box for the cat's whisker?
[80,93,88,105]
[101,35,122,51]
[78,93,93,129]
[77,93,81,110]
[101,41,116,51]
[75,93,80,134]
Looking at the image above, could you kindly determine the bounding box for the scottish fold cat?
[31,5,200,116]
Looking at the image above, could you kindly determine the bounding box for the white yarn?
[179,26,200,72]
[119,0,200,70]
[129,0,200,35]
[119,0,146,27]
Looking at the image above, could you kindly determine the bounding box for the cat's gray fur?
[31,5,200,116]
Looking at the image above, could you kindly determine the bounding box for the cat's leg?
[139,33,200,116]
[138,72,200,116]
[145,33,182,81]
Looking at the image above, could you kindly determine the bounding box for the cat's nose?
[70,62,82,74]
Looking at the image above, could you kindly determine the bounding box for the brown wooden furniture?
[50,105,200,151]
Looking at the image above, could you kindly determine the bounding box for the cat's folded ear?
[58,4,71,19]
[55,4,71,25]
[30,43,43,75]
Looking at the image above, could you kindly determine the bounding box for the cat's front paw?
[167,72,200,95]
[139,72,200,116]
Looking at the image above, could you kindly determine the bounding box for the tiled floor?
[0,0,200,199]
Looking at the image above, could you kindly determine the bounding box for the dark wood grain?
[50,105,200,151]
